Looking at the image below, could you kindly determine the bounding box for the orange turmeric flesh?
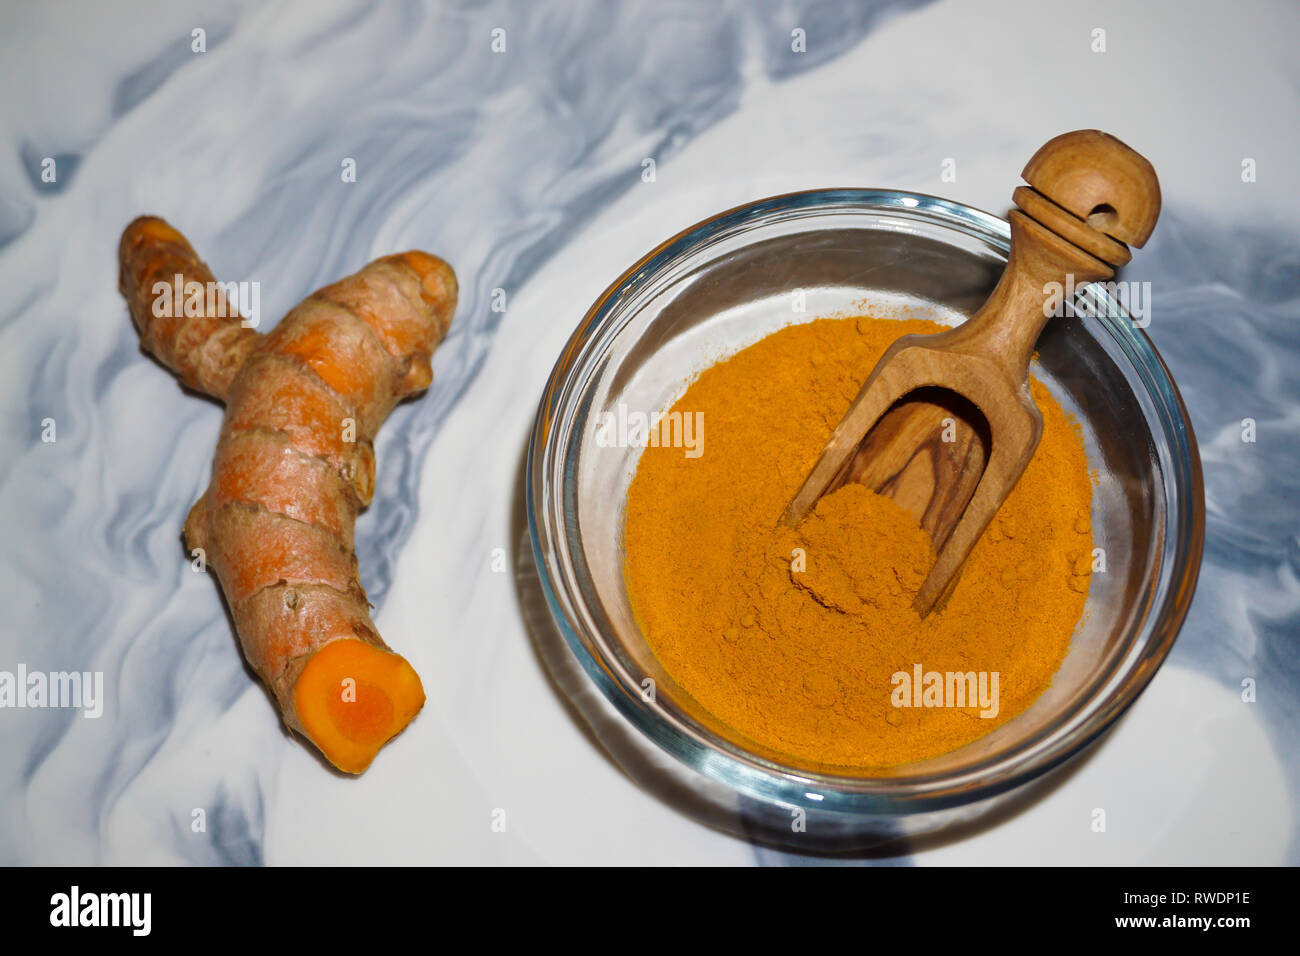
[294,639,426,774]
[623,316,1094,770]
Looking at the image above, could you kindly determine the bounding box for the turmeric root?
[119,216,456,773]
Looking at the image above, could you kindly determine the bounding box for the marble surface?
[0,0,1295,865]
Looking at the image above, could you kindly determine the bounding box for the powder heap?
[622,316,1093,769]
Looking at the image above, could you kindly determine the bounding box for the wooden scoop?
[782,129,1161,615]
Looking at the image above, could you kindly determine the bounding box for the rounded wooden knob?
[1021,129,1161,248]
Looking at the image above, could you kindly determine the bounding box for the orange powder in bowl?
[622,316,1093,769]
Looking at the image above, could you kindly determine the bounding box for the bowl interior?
[535,193,1197,809]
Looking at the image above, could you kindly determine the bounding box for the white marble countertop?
[0,0,1295,865]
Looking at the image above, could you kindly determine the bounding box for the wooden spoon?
[781,129,1161,615]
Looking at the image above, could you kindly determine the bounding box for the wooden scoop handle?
[939,130,1161,379]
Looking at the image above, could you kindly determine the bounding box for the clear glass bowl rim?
[526,187,1206,816]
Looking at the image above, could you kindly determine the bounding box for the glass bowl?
[525,189,1204,827]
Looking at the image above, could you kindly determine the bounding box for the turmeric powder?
[623,316,1093,769]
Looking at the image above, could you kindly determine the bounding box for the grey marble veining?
[0,0,1295,865]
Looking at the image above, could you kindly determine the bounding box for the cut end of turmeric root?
[293,638,426,774]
